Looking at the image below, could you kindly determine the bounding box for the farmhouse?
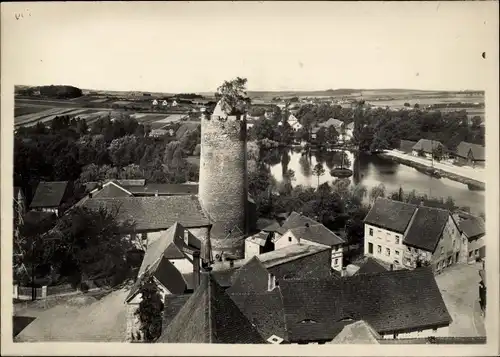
[363,198,462,273]
[453,211,485,263]
[399,140,417,154]
[454,141,485,167]
[30,181,71,217]
[274,212,345,271]
[411,139,446,159]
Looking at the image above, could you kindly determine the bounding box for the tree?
[325,126,339,146]
[134,274,164,342]
[432,145,444,162]
[215,77,251,115]
[369,183,386,202]
[312,163,325,187]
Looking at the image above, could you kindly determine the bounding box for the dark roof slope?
[459,216,485,240]
[123,183,199,196]
[355,257,389,276]
[456,142,485,161]
[226,256,270,295]
[162,294,192,331]
[230,290,287,342]
[364,198,417,233]
[91,182,132,198]
[30,181,69,208]
[279,268,451,342]
[82,195,210,231]
[289,224,345,246]
[399,140,417,153]
[404,206,450,252]
[412,139,446,153]
[281,211,319,230]
[158,272,266,344]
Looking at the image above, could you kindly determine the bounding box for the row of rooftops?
[158,261,452,344]
[400,139,485,160]
[364,197,485,252]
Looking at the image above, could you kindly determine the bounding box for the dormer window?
[267,335,284,344]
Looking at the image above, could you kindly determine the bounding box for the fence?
[14,280,104,301]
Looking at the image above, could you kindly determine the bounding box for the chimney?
[193,251,201,289]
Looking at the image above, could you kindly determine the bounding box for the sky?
[2,1,498,93]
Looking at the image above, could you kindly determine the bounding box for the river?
[266,148,485,215]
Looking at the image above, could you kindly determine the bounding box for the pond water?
[267,148,485,215]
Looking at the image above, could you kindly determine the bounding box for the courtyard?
[435,262,486,337]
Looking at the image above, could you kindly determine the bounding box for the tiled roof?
[329,320,381,344]
[82,195,210,231]
[226,256,270,295]
[459,216,485,240]
[158,272,266,344]
[123,183,199,196]
[355,257,389,276]
[412,139,446,153]
[116,179,146,187]
[455,142,485,161]
[230,290,287,342]
[403,206,450,252]
[256,218,280,232]
[281,211,320,230]
[126,256,188,302]
[23,210,57,226]
[364,198,417,233]
[288,224,345,246]
[246,231,270,247]
[91,182,132,198]
[30,181,69,208]
[162,294,192,331]
[318,118,343,129]
[279,267,452,342]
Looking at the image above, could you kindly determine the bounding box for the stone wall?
[198,112,248,258]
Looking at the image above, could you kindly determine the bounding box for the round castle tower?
[198,101,248,259]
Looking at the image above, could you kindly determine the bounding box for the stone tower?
[198,102,248,259]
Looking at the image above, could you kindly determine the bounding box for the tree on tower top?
[214,77,251,116]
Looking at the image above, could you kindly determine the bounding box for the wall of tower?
[198,113,248,259]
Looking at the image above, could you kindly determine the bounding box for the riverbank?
[379,152,485,191]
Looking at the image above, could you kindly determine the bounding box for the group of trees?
[14,113,201,204]
[16,85,83,99]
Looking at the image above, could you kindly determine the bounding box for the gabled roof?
[91,181,133,198]
[123,183,199,196]
[246,231,270,247]
[455,142,485,161]
[226,256,270,295]
[318,118,343,129]
[230,290,287,342]
[126,256,188,302]
[412,139,446,153]
[403,206,450,252]
[279,267,452,343]
[162,294,192,331]
[281,211,319,231]
[30,181,69,208]
[459,216,485,240]
[158,272,266,344]
[288,224,345,246]
[364,198,417,234]
[329,320,381,344]
[82,195,210,231]
[355,257,389,276]
[116,179,146,187]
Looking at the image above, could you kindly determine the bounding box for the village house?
[453,141,485,167]
[411,139,447,159]
[149,128,170,138]
[272,212,345,271]
[286,114,303,131]
[30,181,71,217]
[453,211,486,263]
[125,222,208,342]
[363,198,462,273]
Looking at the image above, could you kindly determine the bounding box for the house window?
[475,249,479,256]
[395,250,400,256]
[377,245,382,254]
[334,258,338,265]
[368,242,373,254]
[288,236,292,242]
[395,237,400,244]
[394,260,400,265]
[386,248,390,256]
[469,251,473,258]
[369,228,373,236]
